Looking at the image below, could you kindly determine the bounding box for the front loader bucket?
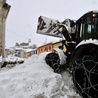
[36,16,63,38]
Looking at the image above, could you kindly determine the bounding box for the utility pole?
[0,0,11,68]
[0,0,4,56]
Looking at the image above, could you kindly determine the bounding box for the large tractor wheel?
[45,53,61,73]
[72,55,98,98]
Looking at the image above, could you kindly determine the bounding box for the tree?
[15,42,20,46]
[28,39,31,43]
[31,44,37,49]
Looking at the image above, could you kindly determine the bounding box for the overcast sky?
[6,0,98,47]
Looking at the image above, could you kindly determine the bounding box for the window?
[87,24,91,33]
[80,15,94,39]
[41,48,43,52]
[76,12,98,43]
[44,47,48,51]
[58,45,63,50]
[49,46,51,50]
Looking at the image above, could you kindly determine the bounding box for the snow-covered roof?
[15,47,23,50]
[22,49,34,52]
[37,39,63,48]
[52,39,62,44]
[37,42,52,48]
[76,39,98,48]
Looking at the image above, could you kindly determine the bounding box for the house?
[14,47,23,57]
[22,49,34,58]
[52,40,67,52]
[14,45,37,58]
[37,43,53,55]
[37,40,67,55]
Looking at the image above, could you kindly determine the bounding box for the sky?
[6,0,98,47]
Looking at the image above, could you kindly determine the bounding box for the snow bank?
[0,53,81,98]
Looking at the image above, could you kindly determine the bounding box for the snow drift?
[0,53,81,98]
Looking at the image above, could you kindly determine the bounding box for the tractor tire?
[53,63,62,73]
[72,55,98,98]
[45,53,61,73]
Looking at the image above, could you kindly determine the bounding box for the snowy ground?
[0,53,82,98]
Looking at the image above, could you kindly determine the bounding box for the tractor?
[36,10,98,98]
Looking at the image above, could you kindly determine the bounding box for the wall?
[53,41,67,52]
[37,43,53,55]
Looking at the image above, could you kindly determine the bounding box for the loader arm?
[36,16,76,68]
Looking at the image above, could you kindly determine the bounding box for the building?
[22,49,33,58]
[14,46,37,58]
[37,43,53,55]
[53,40,66,52]
[37,40,67,55]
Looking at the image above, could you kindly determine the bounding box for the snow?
[4,55,25,62]
[76,39,98,48]
[0,53,81,98]
[53,48,67,65]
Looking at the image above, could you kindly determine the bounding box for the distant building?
[22,49,37,58]
[13,45,37,58]
[37,40,67,55]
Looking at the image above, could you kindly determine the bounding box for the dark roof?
[76,10,98,23]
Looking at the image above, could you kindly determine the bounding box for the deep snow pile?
[0,53,81,98]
